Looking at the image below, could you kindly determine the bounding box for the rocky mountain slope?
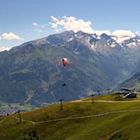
[0,30,140,106]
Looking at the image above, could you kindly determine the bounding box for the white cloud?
[50,16,136,41]
[0,46,11,51]
[33,22,47,33]
[112,30,136,43]
[50,16,94,33]
[112,30,135,38]
[50,16,139,44]
[0,32,23,40]
[93,30,136,43]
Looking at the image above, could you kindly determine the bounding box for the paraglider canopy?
[62,58,68,66]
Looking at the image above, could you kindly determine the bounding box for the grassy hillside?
[1,95,140,140]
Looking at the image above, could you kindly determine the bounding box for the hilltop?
[1,94,140,140]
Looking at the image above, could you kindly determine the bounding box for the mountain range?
[0,30,140,106]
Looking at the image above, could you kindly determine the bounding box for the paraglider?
[62,83,66,87]
[60,57,68,87]
[62,57,68,87]
[62,58,68,67]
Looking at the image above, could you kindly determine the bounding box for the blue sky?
[0,0,140,50]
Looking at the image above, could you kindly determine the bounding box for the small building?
[120,88,137,98]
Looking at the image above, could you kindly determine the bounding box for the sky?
[0,0,140,51]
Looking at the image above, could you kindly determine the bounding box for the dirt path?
[20,109,140,125]
[95,100,140,103]
[70,99,140,103]
[0,118,6,124]
[3,99,140,125]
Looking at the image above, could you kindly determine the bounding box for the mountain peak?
[8,30,140,55]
